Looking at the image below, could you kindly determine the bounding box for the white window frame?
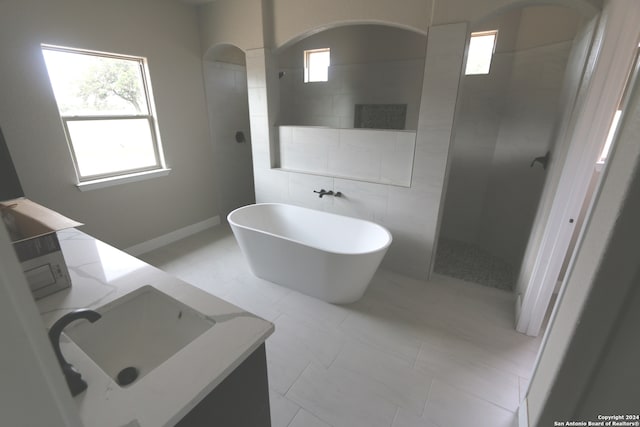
[465,30,498,76]
[41,45,168,189]
[304,48,330,83]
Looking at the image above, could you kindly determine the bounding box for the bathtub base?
[228,203,392,304]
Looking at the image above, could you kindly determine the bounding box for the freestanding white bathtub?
[227,203,392,304]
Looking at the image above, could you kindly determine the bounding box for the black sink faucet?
[48,309,101,397]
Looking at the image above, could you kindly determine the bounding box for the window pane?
[598,110,622,163]
[465,32,497,75]
[43,49,148,116]
[66,119,158,177]
[41,45,166,184]
[305,49,330,82]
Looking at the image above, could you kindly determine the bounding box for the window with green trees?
[42,45,166,182]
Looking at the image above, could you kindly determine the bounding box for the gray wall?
[439,9,519,245]
[0,0,218,249]
[277,25,427,129]
[247,23,467,280]
[440,6,583,266]
[203,59,255,218]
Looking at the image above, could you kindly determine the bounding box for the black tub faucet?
[313,189,343,198]
[48,309,101,397]
[313,189,333,198]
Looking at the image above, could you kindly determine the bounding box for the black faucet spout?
[48,309,101,397]
[313,189,334,198]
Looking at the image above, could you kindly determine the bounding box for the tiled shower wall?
[441,40,575,267]
[203,61,255,217]
[278,59,425,129]
[278,126,416,187]
[478,41,574,266]
[245,23,467,280]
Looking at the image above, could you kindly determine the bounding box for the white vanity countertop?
[36,228,274,427]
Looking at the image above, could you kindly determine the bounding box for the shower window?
[597,109,622,164]
[42,45,167,186]
[597,43,640,166]
[304,48,330,82]
[465,30,498,75]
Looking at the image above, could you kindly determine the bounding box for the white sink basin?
[65,286,215,386]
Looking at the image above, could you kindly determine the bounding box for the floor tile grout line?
[421,376,435,419]
[326,339,346,368]
[433,377,519,414]
[145,226,543,427]
[327,348,431,420]
[285,407,302,427]
[285,365,335,427]
[428,366,520,413]
[335,307,352,329]
[337,329,419,368]
[390,406,401,427]
[283,361,311,396]
[412,341,423,370]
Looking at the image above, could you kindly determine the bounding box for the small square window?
[465,30,498,75]
[42,45,166,183]
[304,48,330,83]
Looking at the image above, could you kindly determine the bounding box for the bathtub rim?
[227,203,393,256]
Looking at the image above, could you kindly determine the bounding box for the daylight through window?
[42,45,165,182]
[465,30,498,75]
[598,43,640,165]
[304,48,330,83]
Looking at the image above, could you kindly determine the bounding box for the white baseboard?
[125,216,220,256]
[518,399,529,427]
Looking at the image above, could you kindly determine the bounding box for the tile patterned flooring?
[140,225,543,427]
[434,238,515,291]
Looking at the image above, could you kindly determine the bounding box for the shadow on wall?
[203,44,255,218]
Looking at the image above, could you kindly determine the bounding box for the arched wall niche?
[204,43,247,66]
[276,23,428,131]
[202,43,255,217]
[274,20,427,53]
[197,0,600,55]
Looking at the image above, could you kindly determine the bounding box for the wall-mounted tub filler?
[313,189,343,198]
[228,203,392,304]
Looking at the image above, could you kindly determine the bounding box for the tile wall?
[246,23,468,279]
[440,40,574,266]
[203,60,255,217]
[278,60,425,129]
[478,40,574,265]
[279,126,416,186]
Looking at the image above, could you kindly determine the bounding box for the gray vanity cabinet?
[175,344,271,427]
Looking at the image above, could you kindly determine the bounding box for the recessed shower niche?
[275,25,428,187]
